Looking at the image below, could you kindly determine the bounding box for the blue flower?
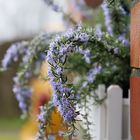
[75,33,89,42]
[39,53,46,60]
[118,35,129,47]
[64,28,74,38]
[64,109,76,122]
[1,44,18,70]
[101,2,113,35]
[47,51,56,66]
[79,33,89,42]
[52,93,59,106]
[44,0,62,12]
[52,4,61,12]
[37,108,46,124]
[114,48,119,54]
[95,25,102,39]
[87,65,102,83]
[13,76,32,114]
[56,67,63,75]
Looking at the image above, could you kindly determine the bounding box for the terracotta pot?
[131,2,140,68]
[84,0,103,8]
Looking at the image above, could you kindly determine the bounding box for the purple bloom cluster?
[102,2,129,47]
[1,42,27,70]
[2,44,18,69]
[81,49,91,64]
[95,25,102,39]
[44,0,62,12]
[75,33,89,42]
[36,105,48,140]
[13,76,32,115]
[37,106,47,125]
[118,34,130,47]
[58,97,77,122]
[63,28,75,38]
[101,2,113,35]
[113,48,120,54]
[119,6,127,16]
[117,6,130,47]
[87,65,102,83]
[36,100,55,140]
[1,42,28,70]
[46,27,93,123]
[48,77,77,122]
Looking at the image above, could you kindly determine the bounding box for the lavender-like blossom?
[36,101,55,140]
[95,25,102,39]
[46,26,94,123]
[114,48,119,54]
[37,106,47,124]
[119,6,127,16]
[52,4,61,12]
[87,65,102,83]
[64,108,77,122]
[13,76,32,114]
[56,67,63,75]
[58,97,77,122]
[77,48,91,64]
[118,34,130,47]
[1,42,28,71]
[22,50,31,64]
[53,81,63,91]
[44,0,62,12]
[82,49,91,64]
[101,1,113,36]
[59,47,68,56]
[79,33,89,42]
[47,51,56,66]
[63,28,74,38]
[36,105,48,140]
[75,33,89,42]
[39,53,46,61]
[52,93,59,106]
[1,44,19,70]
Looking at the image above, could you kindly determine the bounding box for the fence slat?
[128,90,131,140]
[96,85,106,140]
[107,85,123,140]
[80,84,131,140]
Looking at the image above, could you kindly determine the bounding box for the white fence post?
[107,85,123,140]
[79,84,131,140]
[96,85,106,140]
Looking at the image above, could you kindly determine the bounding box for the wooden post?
[131,1,140,139]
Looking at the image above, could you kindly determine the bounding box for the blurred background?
[0,0,102,140]
[0,0,65,139]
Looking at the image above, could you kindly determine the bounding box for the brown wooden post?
[131,1,140,139]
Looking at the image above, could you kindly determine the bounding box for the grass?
[0,118,24,140]
[0,132,19,140]
[0,118,24,129]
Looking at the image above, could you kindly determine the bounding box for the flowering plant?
[0,0,130,139]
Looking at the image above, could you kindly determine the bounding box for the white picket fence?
[80,85,132,140]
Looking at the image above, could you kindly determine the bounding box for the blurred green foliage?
[0,118,24,140]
